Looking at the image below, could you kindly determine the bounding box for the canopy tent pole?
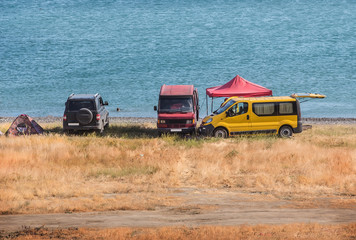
[206,95,208,115]
[211,97,214,113]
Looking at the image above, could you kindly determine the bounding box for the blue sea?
[1,0,355,118]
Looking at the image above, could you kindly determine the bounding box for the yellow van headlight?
[205,118,212,124]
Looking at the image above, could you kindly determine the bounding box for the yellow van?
[198,96,302,138]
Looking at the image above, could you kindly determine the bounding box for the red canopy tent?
[206,75,272,97]
[205,75,272,113]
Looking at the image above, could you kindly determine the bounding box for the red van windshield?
[159,97,193,113]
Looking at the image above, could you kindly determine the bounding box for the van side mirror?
[154,106,157,111]
[104,101,108,106]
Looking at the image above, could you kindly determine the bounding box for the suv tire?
[76,108,93,125]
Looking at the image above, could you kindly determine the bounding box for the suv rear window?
[68,101,94,111]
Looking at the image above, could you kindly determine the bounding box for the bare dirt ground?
[0,188,355,234]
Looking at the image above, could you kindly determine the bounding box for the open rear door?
[290,93,326,99]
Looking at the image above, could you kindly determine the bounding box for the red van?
[154,85,199,135]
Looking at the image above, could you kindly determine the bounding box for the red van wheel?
[213,128,228,138]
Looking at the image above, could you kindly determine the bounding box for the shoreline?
[301,117,356,125]
[0,116,356,125]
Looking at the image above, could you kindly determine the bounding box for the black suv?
[63,93,109,133]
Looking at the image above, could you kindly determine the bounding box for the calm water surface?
[1,0,355,117]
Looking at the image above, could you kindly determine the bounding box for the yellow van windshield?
[214,99,236,114]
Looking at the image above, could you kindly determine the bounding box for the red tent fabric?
[206,75,272,97]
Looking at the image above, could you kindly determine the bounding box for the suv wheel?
[76,108,93,125]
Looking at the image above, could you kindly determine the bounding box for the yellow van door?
[250,102,279,133]
[223,102,251,135]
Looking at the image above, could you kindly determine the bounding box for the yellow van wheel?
[213,127,228,138]
[279,126,293,138]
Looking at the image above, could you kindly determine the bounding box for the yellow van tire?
[213,127,228,138]
[279,125,293,138]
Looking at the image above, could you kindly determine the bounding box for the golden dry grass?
[4,223,356,240]
[0,123,355,214]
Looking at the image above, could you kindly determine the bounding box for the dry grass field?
[0,123,355,214]
[5,223,356,240]
[0,122,355,239]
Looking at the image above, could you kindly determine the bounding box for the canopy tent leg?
[206,95,208,115]
[211,97,214,113]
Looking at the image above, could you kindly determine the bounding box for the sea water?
[1,0,355,118]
